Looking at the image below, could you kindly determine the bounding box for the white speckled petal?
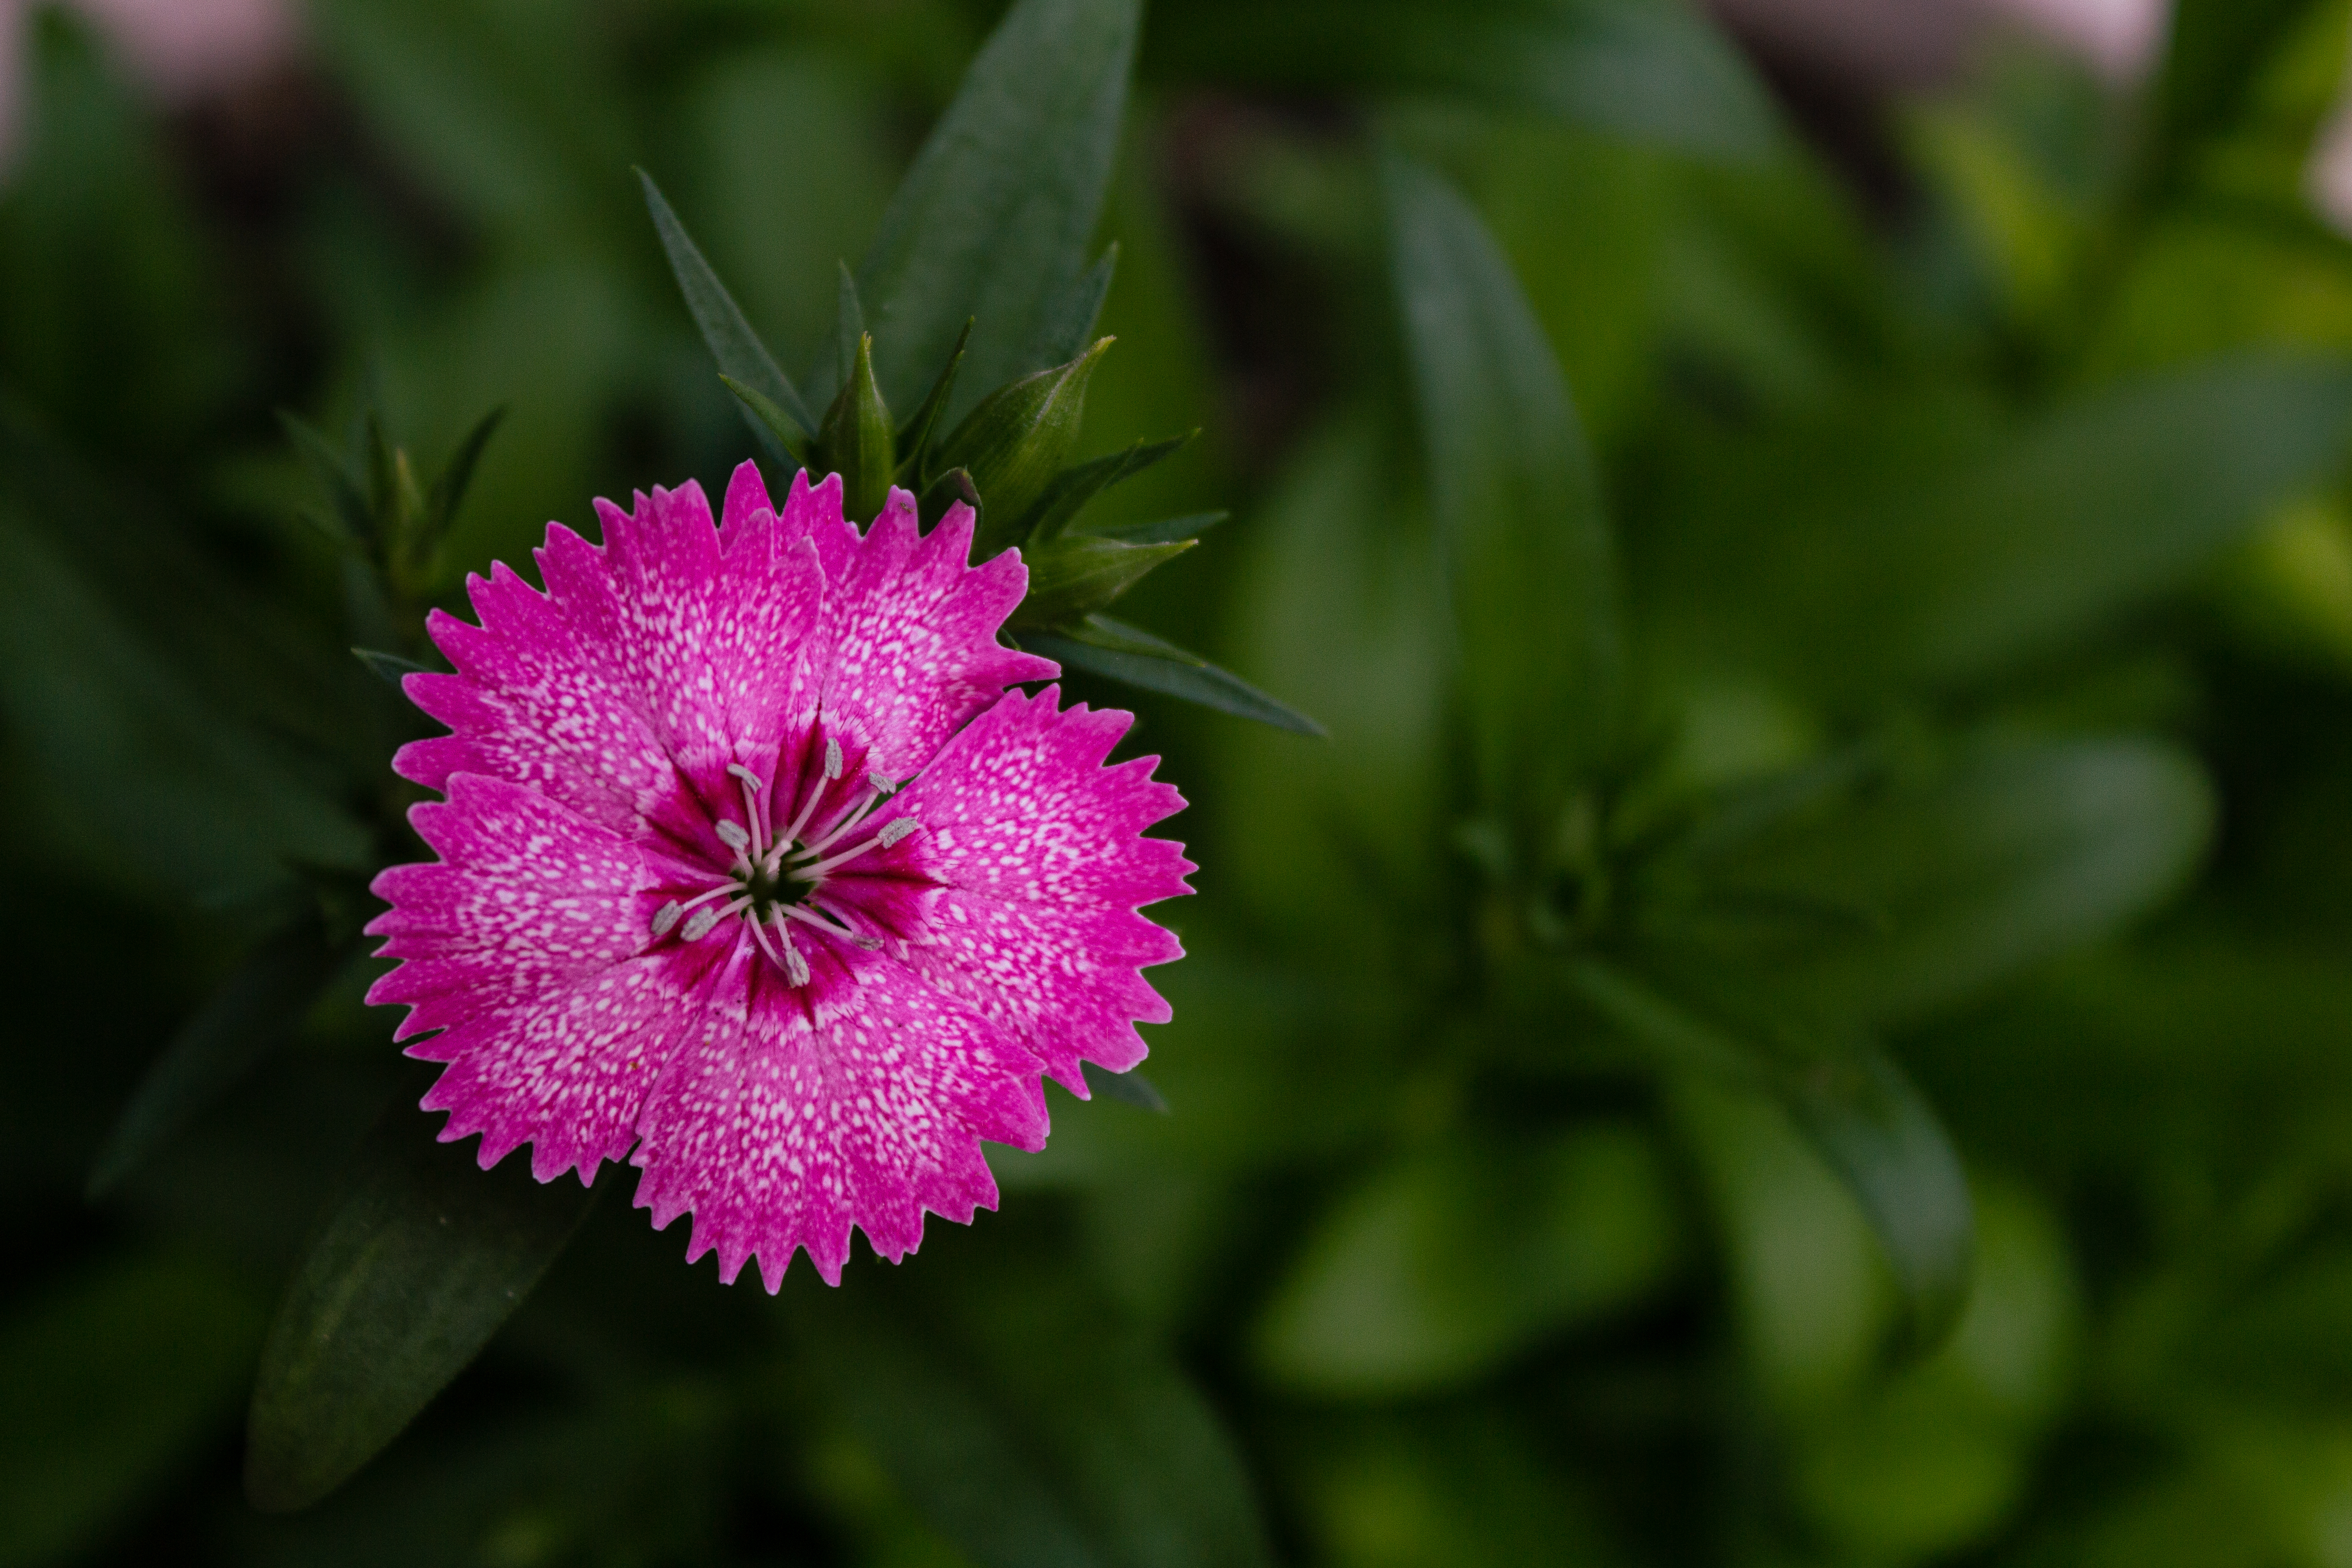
[365,774,693,1183]
[628,955,1047,1289]
[892,685,1192,1093]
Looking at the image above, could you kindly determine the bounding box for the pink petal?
[364,774,692,1183]
[720,459,775,534]
[627,956,1048,1289]
[789,485,1057,781]
[891,686,1193,1093]
[402,483,824,826]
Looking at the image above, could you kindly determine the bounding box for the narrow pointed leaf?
[720,376,810,468]
[1024,615,1325,735]
[1022,431,1196,544]
[1083,1061,1171,1112]
[839,261,867,379]
[425,405,506,534]
[353,647,433,686]
[638,168,813,456]
[1039,243,1120,368]
[895,317,974,487]
[855,0,1140,418]
[1012,536,1193,627]
[1081,509,1229,545]
[279,412,372,545]
[1385,153,1624,844]
[244,1114,603,1511]
[1570,958,1974,1352]
[86,911,347,1198]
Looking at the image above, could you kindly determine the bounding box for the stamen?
[869,772,896,795]
[824,738,844,780]
[745,904,785,966]
[682,898,743,941]
[794,786,886,860]
[800,818,921,879]
[772,913,810,986]
[789,901,884,951]
[728,763,769,855]
[777,766,829,855]
[663,882,738,928]
[649,901,683,937]
[715,820,751,853]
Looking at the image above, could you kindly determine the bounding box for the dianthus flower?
[364,464,1191,1287]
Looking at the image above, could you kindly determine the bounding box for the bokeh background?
[15,0,2352,1563]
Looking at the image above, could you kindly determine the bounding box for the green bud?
[815,332,896,524]
[938,337,1113,556]
[1009,535,1194,629]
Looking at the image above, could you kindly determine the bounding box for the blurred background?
[17,0,2352,1563]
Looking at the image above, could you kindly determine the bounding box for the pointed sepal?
[815,332,897,524]
[939,337,1114,554]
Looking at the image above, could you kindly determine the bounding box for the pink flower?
[363,464,1192,1288]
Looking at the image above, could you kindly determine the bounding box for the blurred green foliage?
[16,0,2352,1563]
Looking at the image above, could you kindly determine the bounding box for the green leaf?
[1024,615,1325,735]
[1040,243,1120,368]
[2149,0,2324,186]
[1011,536,1194,627]
[854,0,1141,418]
[833,259,867,392]
[86,910,348,1199]
[1571,959,1975,1352]
[1081,509,1229,545]
[1637,736,2216,1029]
[720,374,811,470]
[638,167,812,458]
[790,1240,1274,1568]
[244,1113,603,1512]
[0,1255,265,1566]
[1082,1061,1170,1112]
[1147,0,1779,160]
[815,332,896,525]
[1022,431,1196,544]
[942,338,1115,553]
[1384,152,1625,846]
[279,411,372,546]
[1254,1127,1683,1395]
[425,404,506,536]
[1654,363,2352,699]
[895,317,974,489]
[352,646,432,686]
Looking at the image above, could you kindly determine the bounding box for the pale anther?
[878,818,920,848]
[650,901,683,937]
[869,772,895,795]
[682,904,727,941]
[726,763,764,790]
[715,820,751,852]
[824,738,844,779]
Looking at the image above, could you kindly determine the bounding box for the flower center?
[647,739,921,986]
